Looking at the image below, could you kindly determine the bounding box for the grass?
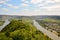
[36,18,60,36]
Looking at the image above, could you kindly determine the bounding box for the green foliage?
[0,21,4,26]
[43,18,60,23]
[0,19,52,40]
[0,33,13,40]
[5,32,10,37]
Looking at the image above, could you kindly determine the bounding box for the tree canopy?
[0,19,52,40]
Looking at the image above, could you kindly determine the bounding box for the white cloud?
[4,3,28,9]
[5,11,60,16]
[54,0,60,2]
[6,4,20,9]
[30,9,60,15]
[45,0,55,3]
[2,8,9,12]
[0,0,9,4]
[7,4,13,7]
[6,9,60,16]
[0,0,60,15]
[31,0,41,4]
[22,0,26,2]
[21,3,28,7]
[31,0,60,5]
[13,6,20,9]
[5,3,28,9]
[42,4,60,11]
[0,8,60,16]
[22,0,29,3]
[45,0,60,4]
[33,0,60,11]
[0,1,5,4]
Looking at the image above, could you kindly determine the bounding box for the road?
[0,20,10,31]
[33,20,60,40]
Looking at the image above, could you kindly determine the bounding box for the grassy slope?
[36,18,60,36]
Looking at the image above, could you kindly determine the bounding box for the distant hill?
[0,15,60,20]
[30,15,60,20]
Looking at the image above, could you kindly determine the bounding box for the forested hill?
[0,19,52,40]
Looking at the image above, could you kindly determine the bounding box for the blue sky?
[0,0,60,16]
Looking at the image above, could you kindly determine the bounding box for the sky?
[0,0,60,16]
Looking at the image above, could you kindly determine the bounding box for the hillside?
[0,19,52,40]
[36,18,60,36]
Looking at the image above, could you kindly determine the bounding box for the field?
[36,18,60,36]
